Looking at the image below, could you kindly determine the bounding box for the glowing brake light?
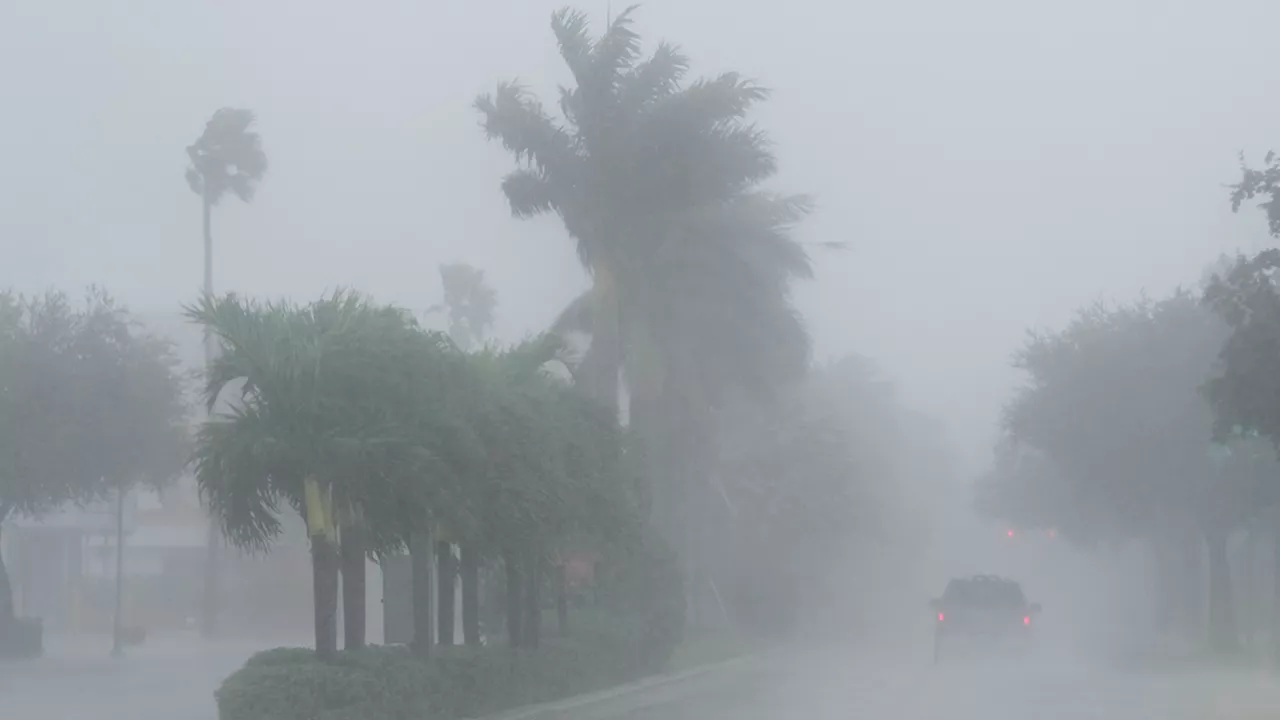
[1007,530,1015,537]
[1023,616,1031,626]
[937,612,945,622]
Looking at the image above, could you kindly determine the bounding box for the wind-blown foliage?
[0,288,189,621]
[476,8,814,612]
[185,108,268,206]
[430,263,497,352]
[982,291,1274,650]
[188,291,647,655]
[476,4,811,434]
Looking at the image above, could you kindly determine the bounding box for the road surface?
[551,645,1280,720]
[6,638,1280,719]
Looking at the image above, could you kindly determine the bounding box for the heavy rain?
[3,1,1280,719]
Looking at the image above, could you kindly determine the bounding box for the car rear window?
[943,579,1025,606]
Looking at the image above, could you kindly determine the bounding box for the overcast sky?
[2,0,1278,474]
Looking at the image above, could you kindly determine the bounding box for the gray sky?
[2,0,1278,474]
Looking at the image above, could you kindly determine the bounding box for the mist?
[5,0,1280,718]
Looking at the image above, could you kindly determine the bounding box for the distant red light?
[1023,616,1031,626]
[937,612,945,623]
[1049,530,1056,538]
[1007,530,1015,537]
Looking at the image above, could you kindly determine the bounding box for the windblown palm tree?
[185,108,268,300]
[476,5,813,548]
[187,291,455,656]
[185,107,267,638]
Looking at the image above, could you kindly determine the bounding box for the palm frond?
[618,42,690,115]
[500,168,559,218]
[476,83,580,177]
[186,107,267,206]
[549,289,595,337]
[551,7,595,86]
[590,5,642,87]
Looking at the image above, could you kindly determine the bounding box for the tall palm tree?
[185,107,267,638]
[476,6,812,569]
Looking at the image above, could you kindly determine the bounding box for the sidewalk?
[0,634,271,720]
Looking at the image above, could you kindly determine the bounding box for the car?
[928,575,1041,663]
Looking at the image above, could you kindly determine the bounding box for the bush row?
[216,611,677,720]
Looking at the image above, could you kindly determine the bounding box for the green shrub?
[217,616,681,720]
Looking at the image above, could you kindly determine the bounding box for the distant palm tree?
[184,107,267,638]
[476,6,813,550]
[186,108,268,302]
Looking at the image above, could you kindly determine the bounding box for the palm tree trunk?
[1206,527,1238,654]
[522,551,541,650]
[460,545,480,646]
[556,562,569,637]
[504,552,522,649]
[584,264,622,417]
[311,535,340,659]
[340,523,366,650]
[410,529,433,658]
[436,541,456,645]
[199,191,223,641]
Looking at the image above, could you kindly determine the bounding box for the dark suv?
[929,575,1041,663]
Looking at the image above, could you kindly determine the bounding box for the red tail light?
[1023,616,1031,626]
[937,612,945,622]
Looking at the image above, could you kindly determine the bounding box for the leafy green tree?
[475,6,813,565]
[0,289,189,628]
[1202,155,1280,657]
[986,292,1268,651]
[187,291,457,657]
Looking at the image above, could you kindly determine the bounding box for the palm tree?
[185,107,267,639]
[187,291,450,657]
[476,6,813,591]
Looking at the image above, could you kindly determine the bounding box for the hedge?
[216,611,679,720]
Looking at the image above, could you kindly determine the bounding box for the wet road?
[7,638,1280,719]
[583,646,1280,720]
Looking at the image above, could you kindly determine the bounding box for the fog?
[5,0,1280,718]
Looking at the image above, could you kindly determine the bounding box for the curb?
[472,653,762,720]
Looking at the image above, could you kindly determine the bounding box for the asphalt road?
[6,637,1280,720]
[573,645,1280,720]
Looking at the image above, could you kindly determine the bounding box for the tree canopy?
[0,288,189,520]
[476,3,811,421]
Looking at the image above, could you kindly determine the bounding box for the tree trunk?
[556,562,569,637]
[504,552,522,649]
[199,192,223,641]
[522,552,541,650]
[437,541,456,646]
[340,524,367,651]
[461,545,480,646]
[1272,524,1280,664]
[410,530,433,658]
[1206,528,1238,654]
[111,486,126,657]
[311,535,340,659]
[0,512,14,624]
